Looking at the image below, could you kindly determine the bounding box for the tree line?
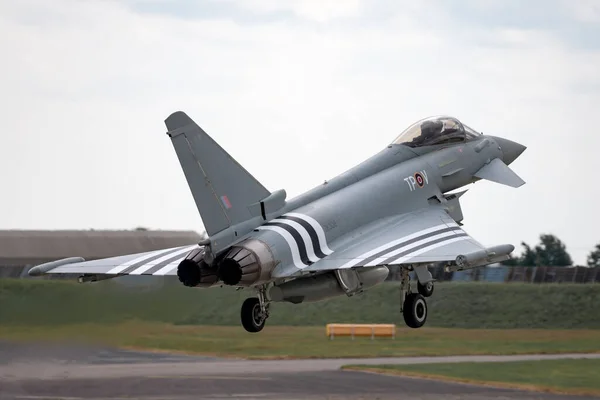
[502,234,600,268]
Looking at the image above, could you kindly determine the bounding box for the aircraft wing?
[28,244,200,278]
[276,206,512,277]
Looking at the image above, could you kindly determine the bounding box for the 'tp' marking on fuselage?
[404,170,429,191]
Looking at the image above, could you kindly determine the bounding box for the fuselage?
[26,110,526,334]
[211,134,503,281]
[168,113,527,332]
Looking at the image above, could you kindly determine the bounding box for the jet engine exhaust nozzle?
[218,258,243,285]
[176,247,218,288]
[217,239,276,287]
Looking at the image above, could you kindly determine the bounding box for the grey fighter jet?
[29,112,527,333]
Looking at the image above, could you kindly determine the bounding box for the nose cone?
[494,137,527,165]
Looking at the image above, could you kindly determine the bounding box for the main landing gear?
[399,266,434,328]
[241,285,270,333]
[239,267,435,332]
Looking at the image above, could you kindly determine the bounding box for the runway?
[1,341,599,400]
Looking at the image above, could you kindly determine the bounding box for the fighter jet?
[29,112,527,333]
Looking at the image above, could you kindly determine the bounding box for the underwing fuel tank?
[268,266,389,304]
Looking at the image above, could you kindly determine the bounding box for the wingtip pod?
[453,244,515,271]
[28,257,86,276]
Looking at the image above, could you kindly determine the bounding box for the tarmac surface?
[1,341,599,400]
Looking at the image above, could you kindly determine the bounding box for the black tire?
[403,293,428,328]
[240,297,266,333]
[417,281,434,297]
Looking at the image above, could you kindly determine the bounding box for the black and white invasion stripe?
[106,245,197,276]
[256,212,333,269]
[339,222,469,269]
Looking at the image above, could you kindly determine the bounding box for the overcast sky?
[1,0,599,265]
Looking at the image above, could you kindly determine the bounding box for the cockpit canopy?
[391,116,481,148]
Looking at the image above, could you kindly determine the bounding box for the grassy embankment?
[1,278,599,358]
[342,359,600,396]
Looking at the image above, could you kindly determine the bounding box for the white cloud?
[562,0,600,23]
[221,0,362,22]
[0,0,599,264]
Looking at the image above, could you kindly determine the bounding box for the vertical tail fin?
[165,111,271,236]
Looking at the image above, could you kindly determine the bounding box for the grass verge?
[1,322,600,359]
[342,359,600,396]
[3,279,600,329]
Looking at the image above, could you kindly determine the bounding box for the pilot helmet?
[420,119,444,136]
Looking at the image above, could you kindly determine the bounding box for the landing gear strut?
[240,285,270,333]
[399,267,429,328]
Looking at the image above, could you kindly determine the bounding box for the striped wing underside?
[292,207,487,274]
[36,208,485,278]
[39,244,199,276]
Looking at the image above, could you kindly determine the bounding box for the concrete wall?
[0,229,204,280]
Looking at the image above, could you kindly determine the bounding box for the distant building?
[0,229,204,279]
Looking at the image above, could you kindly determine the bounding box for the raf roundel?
[414,172,425,188]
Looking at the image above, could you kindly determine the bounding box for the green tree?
[502,256,519,266]
[534,234,572,266]
[503,235,572,267]
[587,244,600,268]
[519,242,538,266]
[502,242,535,266]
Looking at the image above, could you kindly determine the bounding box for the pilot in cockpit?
[411,119,444,146]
